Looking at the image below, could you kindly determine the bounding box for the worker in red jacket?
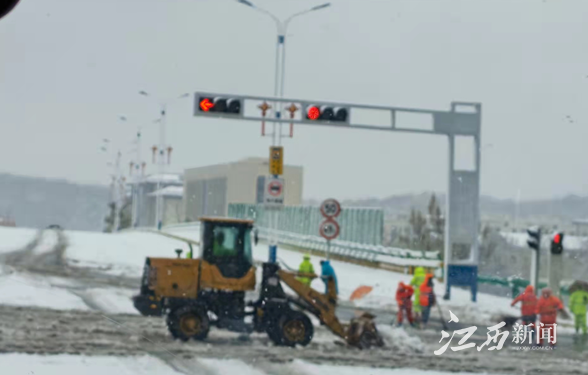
[396,282,414,327]
[536,287,564,346]
[511,285,538,329]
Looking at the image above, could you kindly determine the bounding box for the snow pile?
[33,229,59,255]
[0,227,37,254]
[378,325,425,353]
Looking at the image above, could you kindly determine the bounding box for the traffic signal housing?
[526,227,541,251]
[196,95,243,117]
[304,104,350,124]
[550,232,564,255]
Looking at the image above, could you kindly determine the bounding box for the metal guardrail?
[161,222,441,268]
[478,275,571,296]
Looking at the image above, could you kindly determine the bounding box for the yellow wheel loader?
[133,217,384,349]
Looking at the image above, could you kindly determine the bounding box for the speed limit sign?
[319,219,340,241]
[320,198,341,218]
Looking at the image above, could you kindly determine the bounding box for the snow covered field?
[65,229,191,277]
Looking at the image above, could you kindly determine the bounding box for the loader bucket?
[345,312,385,349]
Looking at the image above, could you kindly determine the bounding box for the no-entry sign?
[263,176,285,207]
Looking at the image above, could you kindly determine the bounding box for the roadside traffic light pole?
[527,227,541,295]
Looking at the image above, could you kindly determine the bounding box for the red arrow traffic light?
[199,98,214,112]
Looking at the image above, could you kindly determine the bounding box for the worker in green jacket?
[410,267,426,323]
[297,254,315,286]
[569,289,588,335]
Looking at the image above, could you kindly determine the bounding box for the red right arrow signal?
[199,98,214,112]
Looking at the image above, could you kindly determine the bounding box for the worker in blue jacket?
[320,260,339,295]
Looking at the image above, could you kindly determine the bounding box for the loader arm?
[277,269,348,340]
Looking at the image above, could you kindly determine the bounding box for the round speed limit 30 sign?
[320,198,341,218]
[319,219,340,241]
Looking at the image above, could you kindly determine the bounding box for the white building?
[131,173,183,227]
[183,157,303,220]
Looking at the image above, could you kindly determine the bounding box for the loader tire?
[270,311,313,347]
[167,305,210,342]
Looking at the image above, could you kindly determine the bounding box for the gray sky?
[0,0,587,201]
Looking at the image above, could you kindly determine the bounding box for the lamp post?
[139,91,189,230]
[236,1,331,263]
[236,0,331,144]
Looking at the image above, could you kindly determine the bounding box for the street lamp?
[100,141,123,232]
[236,1,331,264]
[236,0,331,144]
[139,91,189,230]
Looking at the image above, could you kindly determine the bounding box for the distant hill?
[0,173,109,231]
[306,192,588,220]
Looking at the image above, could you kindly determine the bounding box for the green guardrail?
[478,275,569,296]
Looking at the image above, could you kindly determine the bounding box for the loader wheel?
[167,306,209,342]
[269,311,313,347]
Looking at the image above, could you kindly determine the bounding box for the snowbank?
[0,226,37,254]
[378,325,425,353]
[33,229,59,255]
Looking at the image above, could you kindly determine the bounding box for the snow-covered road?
[0,227,586,375]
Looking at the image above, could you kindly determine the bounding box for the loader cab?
[199,217,254,279]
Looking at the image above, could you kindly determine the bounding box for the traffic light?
[304,104,349,124]
[550,232,564,255]
[196,95,243,116]
[526,227,541,251]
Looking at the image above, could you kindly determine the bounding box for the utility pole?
[112,150,122,232]
[139,91,189,230]
[236,0,331,263]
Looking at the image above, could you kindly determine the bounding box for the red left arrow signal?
[200,98,214,112]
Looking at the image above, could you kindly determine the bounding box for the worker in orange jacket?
[419,274,436,329]
[536,287,563,346]
[395,282,414,327]
[511,285,538,329]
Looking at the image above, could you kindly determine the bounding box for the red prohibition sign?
[319,218,340,241]
[268,180,283,197]
[320,198,341,218]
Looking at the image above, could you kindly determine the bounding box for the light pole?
[236,0,331,144]
[139,91,189,230]
[236,0,331,263]
[101,140,123,232]
[119,115,148,228]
